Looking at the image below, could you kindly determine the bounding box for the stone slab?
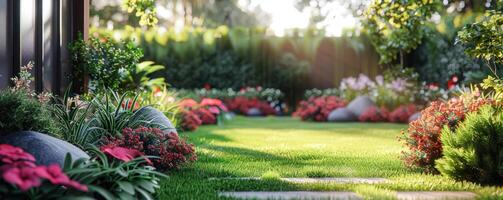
[219,191,362,200]
[282,178,388,184]
[210,177,389,184]
[396,192,476,200]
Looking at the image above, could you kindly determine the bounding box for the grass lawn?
[158,116,503,199]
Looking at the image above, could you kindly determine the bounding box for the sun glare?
[239,0,358,37]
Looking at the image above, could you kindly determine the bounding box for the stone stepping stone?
[209,177,389,184]
[396,191,476,200]
[220,191,362,200]
[282,178,388,184]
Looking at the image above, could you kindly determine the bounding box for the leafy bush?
[359,106,389,122]
[92,91,152,137]
[121,61,166,92]
[303,88,339,99]
[65,145,167,200]
[436,105,503,184]
[51,89,98,148]
[0,144,88,199]
[0,90,57,135]
[68,35,143,92]
[400,93,495,172]
[293,96,346,122]
[102,127,196,171]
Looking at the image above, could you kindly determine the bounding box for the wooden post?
[70,0,89,94]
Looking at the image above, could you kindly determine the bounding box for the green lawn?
[158,116,502,199]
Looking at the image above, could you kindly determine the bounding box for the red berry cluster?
[103,127,197,171]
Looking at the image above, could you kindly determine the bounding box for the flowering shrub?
[400,94,495,172]
[226,97,276,116]
[0,144,87,199]
[199,98,228,115]
[340,74,376,101]
[359,106,389,122]
[102,127,197,171]
[293,96,346,122]
[388,104,417,123]
[194,108,217,124]
[180,110,202,131]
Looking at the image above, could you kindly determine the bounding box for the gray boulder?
[408,112,421,123]
[0,131,89,166]
[133,106,177,133]
[247,108,263,116]
[328,107,358,122]
[346,96,376,117]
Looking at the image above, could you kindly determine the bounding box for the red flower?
[34,164,88,192]
[101,146,151,164]
[200,98,228,112]
[2,167,41,191]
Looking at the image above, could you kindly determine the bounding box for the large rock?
[328,108,358,122]
[346,96,376,117]
[408,112,421,123]
[246,108,263,117]
[133,106,177,133]
[0,131,89,166]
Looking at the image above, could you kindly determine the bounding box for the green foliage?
[363,0,438,64]
[91,91,150,137]
[122,0,158,26]
[0,90,57,135]
[458,11,503,69]
[139,87,180,128]
[50,88,98,148]
[68,35,143,93]
[436,105,503,184]
[64,147,167,200]
[121,61,166,92]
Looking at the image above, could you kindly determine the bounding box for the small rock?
[247,108,263,116]
[133,106,177,133]
[328,108,358,122]
[346,96,376,117]
[0,131,89,166]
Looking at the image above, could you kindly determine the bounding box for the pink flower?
[101,146,152,164]
[35,165,88,192]
[3,167,41,191]
[0,144,35,163]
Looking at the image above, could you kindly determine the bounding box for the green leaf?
[88,185,117,200]
[117,181,136,195]
[136,180,156,193]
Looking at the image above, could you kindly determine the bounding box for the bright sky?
[239,0,358,37]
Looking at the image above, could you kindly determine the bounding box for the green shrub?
[436,105,503,184]
[68,35,143,93]
[0,90,57,135]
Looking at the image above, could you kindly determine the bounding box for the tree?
[363,0,438,66]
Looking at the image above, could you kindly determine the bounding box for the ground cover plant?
[157,116,503,199]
